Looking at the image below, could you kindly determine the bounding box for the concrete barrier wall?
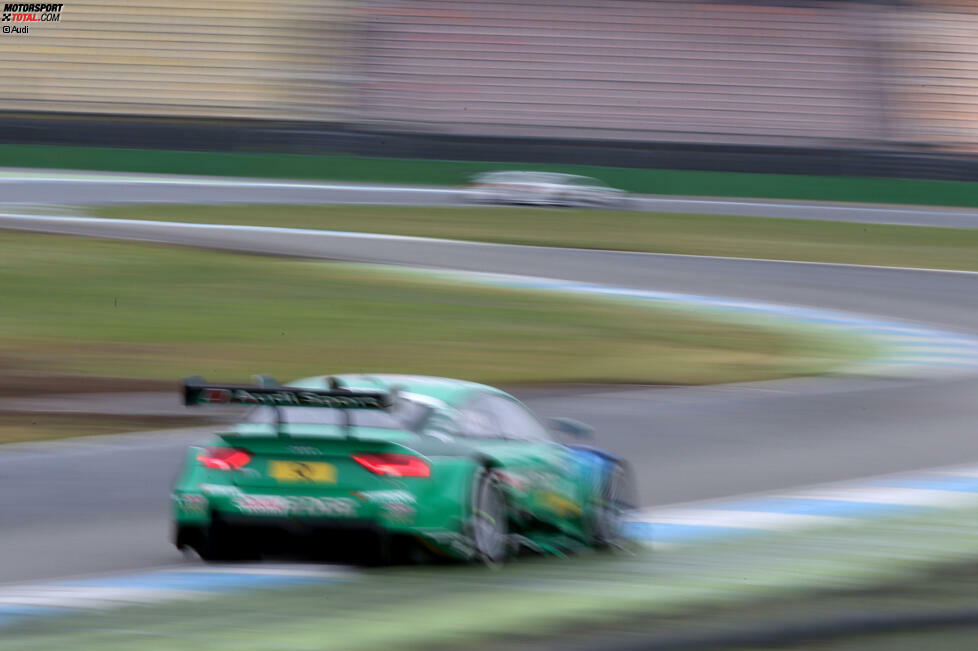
[358,0,888,146]
[888,1,978,149]
[3,1,978,152]
[0,0,358,120]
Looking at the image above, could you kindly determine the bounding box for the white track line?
[0,175,467,193]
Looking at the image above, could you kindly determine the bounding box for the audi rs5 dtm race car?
[464,171,628,207]
[172,374,636,564]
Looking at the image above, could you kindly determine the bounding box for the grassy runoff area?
[95,204,978,272]
[3,505,976,650]
[0,230,865,392]
[0,413,211,445]
[9,143,978,208]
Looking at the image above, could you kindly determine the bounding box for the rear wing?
[182,376,390,410]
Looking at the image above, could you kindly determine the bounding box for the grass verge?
[8,144,978,207]
[0,413,212,444]
[0,231,868,398]
[95,203,978,271]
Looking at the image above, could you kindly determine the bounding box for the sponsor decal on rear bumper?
[233,495,358,517]
[353,489,417,522]
[354,489,415,505]
[234,495,289,515]
[174,493,208,515]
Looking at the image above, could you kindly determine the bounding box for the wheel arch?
[567,445,638,511]
[471,452,502,469]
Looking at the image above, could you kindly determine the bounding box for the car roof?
[287,373,507,408]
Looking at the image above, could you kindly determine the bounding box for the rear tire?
[468,469,509,565]
[197,521,257,562]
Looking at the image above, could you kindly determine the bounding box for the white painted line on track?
[0,587,208,610]
[0,174,467,194]
[176,565,356,578]
[627,461,978,549]
[630,509,850,530]
[0,212,473,244]
[940,467,978,477]
[555,245,978,276]
[634,195,978,218]
[778,487,978,507]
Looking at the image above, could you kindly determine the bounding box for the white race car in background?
[464,171,628,207]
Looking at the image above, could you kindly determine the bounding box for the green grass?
[94,203,978,271]
[2,505,975,650]
[0,413,210,444]
[8,143,978,207]
[0,231,868,394]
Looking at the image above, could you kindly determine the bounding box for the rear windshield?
[244,400,430,432]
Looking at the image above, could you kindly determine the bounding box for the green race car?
[172,374,635,564]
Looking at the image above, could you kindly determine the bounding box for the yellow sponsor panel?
[268,460,336,483]
[541,492,582,517]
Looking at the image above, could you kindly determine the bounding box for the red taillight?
[197,447,252,470]
[353,453,430,478]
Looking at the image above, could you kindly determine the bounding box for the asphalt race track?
[1,178,977,585]
[2,170,978,227]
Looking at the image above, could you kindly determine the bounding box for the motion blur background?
[2,2,978,650]
[3,0,978,162]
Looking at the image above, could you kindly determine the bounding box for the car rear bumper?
[177,511,398,561]
[176,510,470,562]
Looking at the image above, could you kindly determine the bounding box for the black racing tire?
[467,468,509,565]
[590,461,636,549]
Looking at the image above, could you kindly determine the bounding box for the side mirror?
[548,417,594,439]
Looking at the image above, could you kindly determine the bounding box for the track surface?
[2,170,978,227]
[1,181,977,584]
